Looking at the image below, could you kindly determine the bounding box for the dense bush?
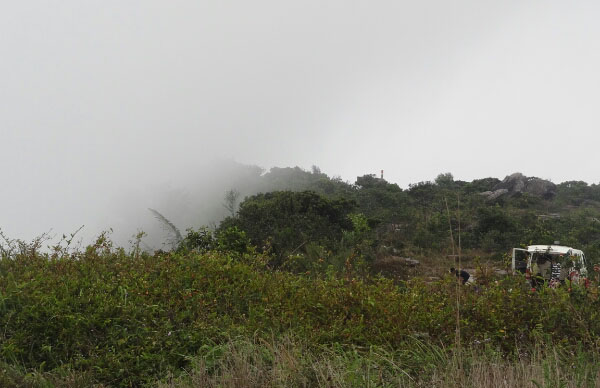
[219,191,356,264]
[2,241,600,386]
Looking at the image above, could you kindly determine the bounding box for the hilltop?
[170,166,600,278]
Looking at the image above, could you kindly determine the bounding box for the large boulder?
[498,172,526,193]
[525,178,557,198]
[490,173,556,199]
[479,189,509,201]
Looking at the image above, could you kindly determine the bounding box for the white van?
[512,245,588,285]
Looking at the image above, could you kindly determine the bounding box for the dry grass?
[431,350,600,388]
[4,338,598,387]
[157,338,600,388]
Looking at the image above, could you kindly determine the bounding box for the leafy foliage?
[148,208,183,249]
[2,239,600,386]
[220,191,356,265]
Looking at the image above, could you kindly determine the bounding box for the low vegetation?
[1,235,600,386]
[3,168,600,386]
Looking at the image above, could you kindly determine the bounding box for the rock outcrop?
[479,189,509,201]
[480,173,556,200]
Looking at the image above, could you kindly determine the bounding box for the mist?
[2,1,599,246]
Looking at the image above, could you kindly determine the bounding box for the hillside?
[2,167,600,387]
[187,167,600,278]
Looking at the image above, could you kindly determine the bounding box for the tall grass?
[158,337,600,388]
[3,337,599,387]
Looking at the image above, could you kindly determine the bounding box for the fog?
[1,1,599,247]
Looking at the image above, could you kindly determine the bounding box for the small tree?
[148,208,182,250]
[435,172,455,187]
[223,189,240,217]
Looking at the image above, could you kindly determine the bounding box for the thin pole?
[456,194,462,370]
[444,197,456,257]
[445,195,462,381]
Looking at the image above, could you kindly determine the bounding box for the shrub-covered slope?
[2,242,600,386]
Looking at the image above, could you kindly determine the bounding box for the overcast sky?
[1,1,599,243]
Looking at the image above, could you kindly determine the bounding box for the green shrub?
[2,240,600,386]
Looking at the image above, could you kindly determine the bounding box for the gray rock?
[375,256,420,267]
[525,178,557,198]
[486,173,556,199]
[401,258,421,266]
[479,189,509,201]
[494,172,527,193]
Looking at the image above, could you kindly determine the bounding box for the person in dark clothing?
[450,267,470,284]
